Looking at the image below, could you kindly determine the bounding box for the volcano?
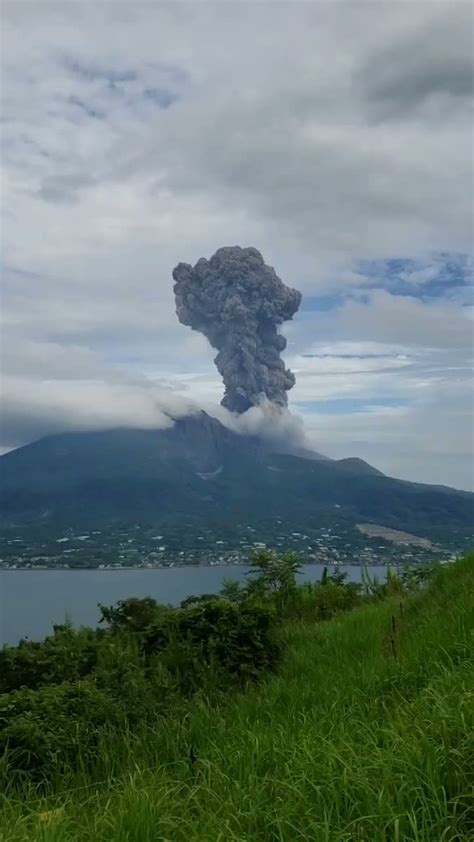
[1,412,472,548]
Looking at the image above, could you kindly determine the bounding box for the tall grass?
[1,555,473,841]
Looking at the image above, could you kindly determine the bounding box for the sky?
[1,1,473,490]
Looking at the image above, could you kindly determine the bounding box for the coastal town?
[0,518,465,570]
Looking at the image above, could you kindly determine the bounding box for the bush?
[399,562,439,591]
[92,634,177,724]
[144,598,280,690]
[0,624,103,694]
[0,548,376,787]
[293,579,362,622]
[0,681,123,781]
[179,593,218,609]
[360,564,413,601]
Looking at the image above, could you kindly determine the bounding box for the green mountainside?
[1,413,472,548]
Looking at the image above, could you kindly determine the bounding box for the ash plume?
[172,246,302,413]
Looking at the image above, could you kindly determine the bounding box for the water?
[0,564,387,645]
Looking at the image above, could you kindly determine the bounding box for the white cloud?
[1,373,198,450]
[303,393,474,492]
[336,291,473,349]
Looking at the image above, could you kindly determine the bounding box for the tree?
[220,579,245,603]
[98,597,170,633]
[246,549,301,596]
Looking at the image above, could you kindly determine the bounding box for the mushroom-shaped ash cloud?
[173,246,302,413]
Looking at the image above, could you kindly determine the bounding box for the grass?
[1,555,473,841]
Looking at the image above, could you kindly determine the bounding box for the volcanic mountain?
[1,412,472,546]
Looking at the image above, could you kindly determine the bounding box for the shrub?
[92,633,177,724]
[144,598,280,690]
[0,681,123,781]
[399,562,439,591]
[294,579,362,622]
[0,624,103,694]
[179,593,218,609]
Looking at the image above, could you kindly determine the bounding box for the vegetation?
[0,551,472,840]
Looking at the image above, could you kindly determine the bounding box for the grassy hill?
[1,554,473,841]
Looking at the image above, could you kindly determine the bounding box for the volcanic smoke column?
[172,246,302,413]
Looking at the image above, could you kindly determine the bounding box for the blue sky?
[291,398,411,414]
[356,253,473,303]
[2,2,473,490]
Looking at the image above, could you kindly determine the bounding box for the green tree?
[220,579,245,603]
[246,549,301,613]
[98,597,171,633]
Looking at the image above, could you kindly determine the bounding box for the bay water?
[0,563,387,645]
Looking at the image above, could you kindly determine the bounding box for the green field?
[1,556,473,841]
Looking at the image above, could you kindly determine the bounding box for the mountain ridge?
[1,413,472,550]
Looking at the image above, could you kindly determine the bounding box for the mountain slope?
[0,413,472,542]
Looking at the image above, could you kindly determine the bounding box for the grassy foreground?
[1,556,473,841]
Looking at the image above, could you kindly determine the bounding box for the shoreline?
[0,560,376,572]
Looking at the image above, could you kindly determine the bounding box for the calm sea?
[0,564,387,645]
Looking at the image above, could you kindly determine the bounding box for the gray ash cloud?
[173,246,302,413]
